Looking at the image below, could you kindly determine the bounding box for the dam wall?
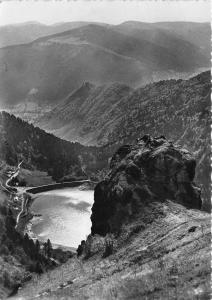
[26,180,96,194]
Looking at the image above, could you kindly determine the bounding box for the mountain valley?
[0,18,210,300]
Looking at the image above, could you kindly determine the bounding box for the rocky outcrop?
[91,135,202,236]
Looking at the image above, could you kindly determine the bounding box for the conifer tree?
[46,239,52,258]
[35,240,40,260]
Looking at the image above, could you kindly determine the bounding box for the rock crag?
[91,135,202,236]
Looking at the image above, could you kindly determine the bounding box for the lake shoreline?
[26,184,95,249]
[15,180,95,234]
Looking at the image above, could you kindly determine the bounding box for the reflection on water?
[30,188,94,247]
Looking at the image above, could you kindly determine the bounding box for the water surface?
[30,188,94,247]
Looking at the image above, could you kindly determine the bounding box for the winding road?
[6,161,23,188]
[0,160,23,194]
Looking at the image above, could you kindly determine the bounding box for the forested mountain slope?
[36,82,133,145]
[0,112,108,181]
[37,71,210,209]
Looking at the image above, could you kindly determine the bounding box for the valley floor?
[15,200,211,300]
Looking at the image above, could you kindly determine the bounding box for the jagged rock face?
[91,136,201,236]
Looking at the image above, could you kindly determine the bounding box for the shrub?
[3,255,13,263]
[84,236,93,259]
[77,240,85,257]
[126,163,141,179]
[0,205,7,215]
[3,270,13,288]
[7,241,14,253]
[102,239,114,258]
[131,224,145,235]
[0,245,9,255]
[14,248,29,265]
[18,178,26,186]
[35,262,44,274]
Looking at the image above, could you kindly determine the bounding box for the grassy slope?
[16,200,210,300]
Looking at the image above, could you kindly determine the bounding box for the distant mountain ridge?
[30,23,208,71]
[0,21,109,48]
[0,21,210,106]
[0,21,209,51]
[115,21,210,55]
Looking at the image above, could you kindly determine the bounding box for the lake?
[30,188,94,248]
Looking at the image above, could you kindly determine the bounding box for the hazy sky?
[0,0,210,26]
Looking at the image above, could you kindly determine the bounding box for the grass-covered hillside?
[16,201,211,300]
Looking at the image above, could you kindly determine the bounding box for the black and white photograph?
[0,0,211,299]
